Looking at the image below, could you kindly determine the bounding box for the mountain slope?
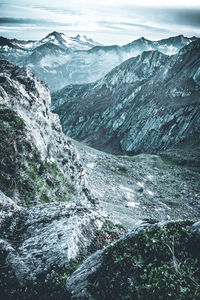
[0,33,198,90]
[52,41,200,154]
[0,60,125,299]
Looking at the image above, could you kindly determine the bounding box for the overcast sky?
[0,0,200,45]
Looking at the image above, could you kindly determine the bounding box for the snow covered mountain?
[52,40,200,154]
[0,33,198,90]
[40,31,102,51]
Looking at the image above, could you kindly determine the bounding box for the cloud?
[0,1,200,44]
[32,5,78,16]
[99,21,171,34]
[0,17,71,26]
[165,8,200,27]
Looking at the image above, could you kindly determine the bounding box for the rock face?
[0,33,198,90]
[66,220,200,299]
[0,191,107,298]
[0,59,87,206]
[0,60,125,299]
[52,40,200,155]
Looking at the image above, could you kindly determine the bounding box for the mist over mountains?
[0,31,198,90]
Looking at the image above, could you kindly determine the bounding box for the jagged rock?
[0,191,104,283]
[0,59,95,206]
[52,40,200,154]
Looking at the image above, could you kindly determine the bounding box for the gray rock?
[0,191,106,284]
[66,249,104,299]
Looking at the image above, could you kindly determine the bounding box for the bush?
[88,221,200,300]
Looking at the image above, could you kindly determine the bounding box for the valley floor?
[73,139,200,229]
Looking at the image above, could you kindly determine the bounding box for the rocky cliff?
[52,40,200,155]
[0,60,124,299]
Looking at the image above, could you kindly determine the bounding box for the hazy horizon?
[0,0,200,45]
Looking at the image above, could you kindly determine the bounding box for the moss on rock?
[0,105,76,207]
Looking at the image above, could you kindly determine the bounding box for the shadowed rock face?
[52,41,200,155]
[0,61,125,298]
[0,33,198,91]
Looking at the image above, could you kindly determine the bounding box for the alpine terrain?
[0,29,200,300]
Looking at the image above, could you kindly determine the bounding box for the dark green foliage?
[0,105,76,206]
[0,105,25,196]
[88,221,200,300]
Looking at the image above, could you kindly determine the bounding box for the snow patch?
[127,201,140,208]
[137,182,144,188]
[86,163,95,168]
[147,190,154,196]
[120,185,134,193]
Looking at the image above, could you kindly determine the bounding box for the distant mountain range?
[52,40,200,154]
[0,32,198,90]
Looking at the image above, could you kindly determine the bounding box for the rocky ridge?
[0,33,198,90]
[52,40,200,155]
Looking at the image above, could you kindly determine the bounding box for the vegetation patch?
[88,221,200,300]
[0,105,76,206]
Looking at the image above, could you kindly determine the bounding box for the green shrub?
[88,221,200,300]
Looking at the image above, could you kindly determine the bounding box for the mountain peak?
[75,34,81,39]
[45,31,62,38]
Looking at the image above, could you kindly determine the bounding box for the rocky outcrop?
[52,41,200,155]
[0,191,109,299]
[0,33,198,90]
[0,59,90,206]
[0,61,125,299]
[66,220,200,299]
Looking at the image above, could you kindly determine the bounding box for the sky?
[0,0,200,45]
